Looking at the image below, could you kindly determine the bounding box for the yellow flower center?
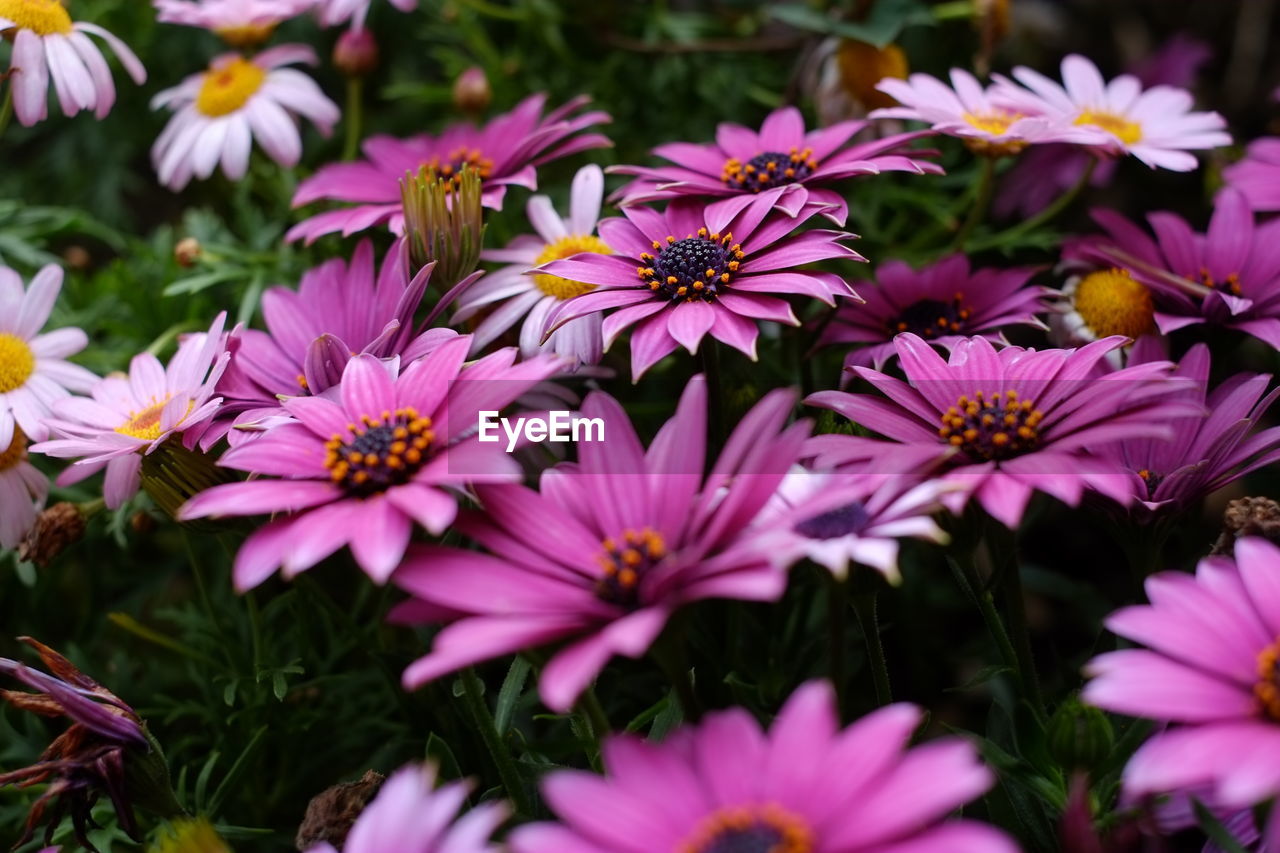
[0,332,35,393]
[324,407,434,496]
[0,0,73,35]
[533,234,609,300]
[116,398,177,442]
[963,110,1018,136]
[0,428,27,472]
[679,804,814,853]
[1255,638,1280,721]
[1073,268,1154,340]
[939,389,1044,462]
[212,23,275,48]
[195,57,267,117]
[1075,110,1142,145]
[595,527,665,607]
[961,111,1028,157]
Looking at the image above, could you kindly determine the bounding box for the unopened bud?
[1048,696,1114,773]
[452,66,491,114]
[400,165,485,288]
[334,27,379,77]
[174,237,202,268]
[296,770,385,851]
[18,501,86,567]
[62,245,91,270]
[139,437,237,522]
[836,39,908,112]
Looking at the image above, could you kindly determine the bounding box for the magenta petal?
[347,496,412,583]
[666,301,717,354]
[340,353,397,419]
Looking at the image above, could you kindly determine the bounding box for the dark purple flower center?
[889,293,971,339]
[1137,469,1164,500]
[1198,266,1243,296]
[324,407,434,497]
[793,502,871,540]
[594,527,666,607]
[722,148,818,193]
[636,229,744,303]
[423,146,494,191]
[938,390,1044,462]
[684,805,813,853]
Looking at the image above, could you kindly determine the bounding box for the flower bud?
[400,165,485,289]
[17,501,86,567]
[297,769,386,851]
[836,39,908,112]
[174,237,202,268]
[452,66,491,114]
[1047,696,1115,773]
[334,27,379,77]
[139,436,237,522]
[62,244,91,270]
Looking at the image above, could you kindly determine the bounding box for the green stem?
[0,87,12,140]
[852,591,891,706]
[969,158,1098,252]
[577,686,611,738]
[950,156,997,251]
[342,77,364,161]
[989,523,1045,715]
[651,631,701,721]
[951,554,1021,691]
[827,573,849,712]
[145,320,204,358]
[459,667,532,816]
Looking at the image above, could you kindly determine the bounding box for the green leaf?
[495,657,532,736]
[768,0,933,47]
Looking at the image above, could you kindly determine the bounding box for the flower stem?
[826,573,849,711]
[950,553,1021,693]
[342,77,364,162]
[458,667,532,816]
[988,523,1045,716]
[969,157,1098,252]
[0,87,13,140]
[950,156,997,251]
[651,623,702,722]
[852,590,891,706]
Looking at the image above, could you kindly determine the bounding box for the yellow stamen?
[0,332,35,393]
[0,0,72,35]
[1075,110,1142,145]
[196,57,267,117]
[1072,268,1154,340]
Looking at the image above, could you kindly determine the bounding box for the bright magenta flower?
[609,105,940,225]
[539,196,860,381]
[512,681,1016,853]
[287,94,612,243]
[1223,138,1280,213]
[390,376,809,712]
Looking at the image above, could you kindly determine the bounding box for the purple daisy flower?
[806,333,1197,528]
[389,375,809,712]
[1083,539,1280,835]
[539,196,860,382]
[1096,340,1280,515]
[1223,138,1280,213]
[608,105,941,225]
[179,338,562,589]
[286,94,613,244]
[451,164,608,365]
[1066,188,1280,349]
[32,314,230,509]
[511,680,1016,853]
[744,465,953,583]
[305,764,506,853]
[818,254,1049,371]
[209,239,456,446]
[0,637,150,850]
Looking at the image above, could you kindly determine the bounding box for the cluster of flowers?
[6,0,1280,848]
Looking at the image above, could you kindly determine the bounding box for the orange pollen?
[678,803,814,853]
[1255,638,1280,721]
[595,527,665,607]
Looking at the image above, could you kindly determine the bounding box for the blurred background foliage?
[3,0,1280,850]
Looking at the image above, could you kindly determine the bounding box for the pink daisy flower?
[871,68,1103,156]
[818,254,1049,371]
[0,430,46,549]
[806,333,1198,528]
[1066,188,1280,349]
[452,165,608,365]
[0,0,146,127]
[1084,538,1280,832]
[178,339,562,589]
[31,314,230,510]
[151,45,340,191]
[305,764,506,853]
[608,105,941,225]
[0,264,98,448]
[539,196,860,382]
[512,680,1016,853]
[1096,340,1280,514]
[286,94,612,243]
[210,239,456,445]
[991,54,1230,171]
[316,0,412,28]
[745,465,953,583]
[1223,138,1280,213]
[153,0,319,45]
[389,375,809,712]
